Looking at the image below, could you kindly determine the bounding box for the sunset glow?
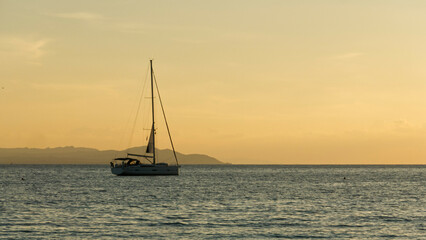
[1,1,426,164]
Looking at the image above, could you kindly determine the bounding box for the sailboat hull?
[111,164,179,176]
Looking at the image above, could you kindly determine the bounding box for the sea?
[0,165,424,239]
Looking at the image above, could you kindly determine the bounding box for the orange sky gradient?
[1,0,426,164]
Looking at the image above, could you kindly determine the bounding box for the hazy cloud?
[50,12,147,33]
[0,36,51,65]
[394,119,409,127]
[30,82,119,97]
[391,119,418,132]
[333,52,365,60]
[50,12,104,21]
[111,22,149,33]
[49,11,185,35]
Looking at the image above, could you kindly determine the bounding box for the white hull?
[111,164,179,176]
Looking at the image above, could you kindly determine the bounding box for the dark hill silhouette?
[0,146,226,165]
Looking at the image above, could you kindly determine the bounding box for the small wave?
[166,215,189,220]
[163,221,189,226]
[270,217,289,221]
[259,234,328,239]
[94,188,107,192]
[378,216,413,222]
[147,221,190,227]
[329,224,365,228]
[377,234,404,238]
[8,230,35,233]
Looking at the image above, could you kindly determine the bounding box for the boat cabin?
[110,157,169,168]
[111,157,141,168]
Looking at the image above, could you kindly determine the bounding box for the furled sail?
[146,126,154,154]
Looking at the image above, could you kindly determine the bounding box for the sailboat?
[110,60,180,175]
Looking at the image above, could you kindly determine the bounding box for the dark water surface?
[0,165,424,239]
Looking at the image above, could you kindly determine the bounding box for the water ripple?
[0,165,424,239]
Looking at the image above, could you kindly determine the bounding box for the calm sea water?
[0,165,424,239]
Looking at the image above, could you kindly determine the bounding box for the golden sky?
[1,0,426,164]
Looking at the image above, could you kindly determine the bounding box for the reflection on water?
[0,165,424,239]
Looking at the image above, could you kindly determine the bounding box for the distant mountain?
[0,146,226,165]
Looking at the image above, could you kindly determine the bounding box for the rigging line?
[128,63,150,148]
[114,64,149,158]
[153,72,179,166]
[141,66,152,148]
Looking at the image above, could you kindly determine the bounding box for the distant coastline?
[0,146,226,165]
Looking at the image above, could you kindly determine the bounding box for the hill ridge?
[0,146,226,165]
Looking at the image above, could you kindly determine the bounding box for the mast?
[150,59,156,164]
